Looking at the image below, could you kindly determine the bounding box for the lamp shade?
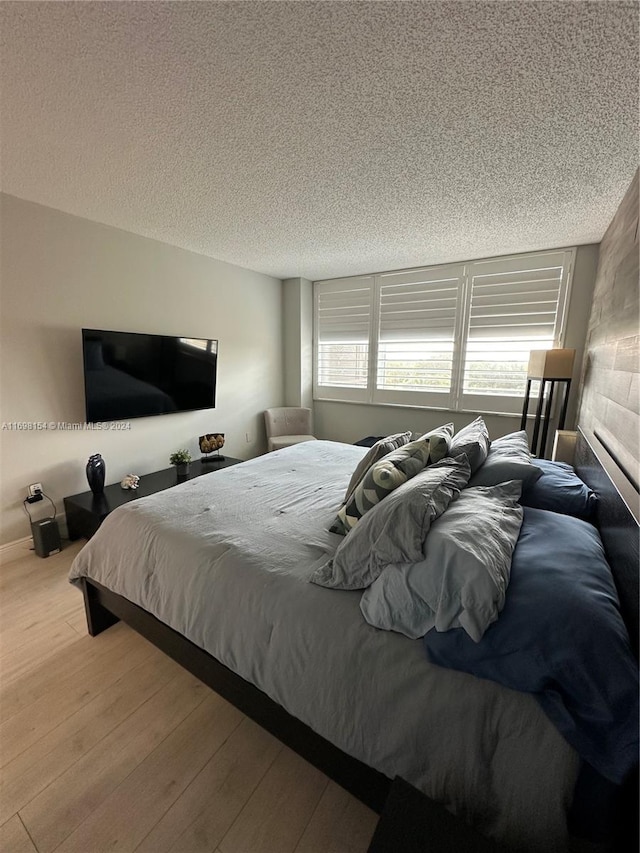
[527,348,575,380]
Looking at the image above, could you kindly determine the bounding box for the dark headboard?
[575,427,639,657]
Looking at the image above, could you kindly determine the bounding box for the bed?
[69,426,639,853]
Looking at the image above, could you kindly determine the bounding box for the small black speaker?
[31,518,61,558]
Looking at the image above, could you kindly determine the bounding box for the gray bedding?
[69,440,578,851]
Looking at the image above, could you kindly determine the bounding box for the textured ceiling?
[1,1,638,281]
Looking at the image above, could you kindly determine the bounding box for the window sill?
[313,396,525,419]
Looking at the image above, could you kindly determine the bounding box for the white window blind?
[313,249,574,415]
[460,251,572,414]
[314,277,373,402]
[374,265,465,408]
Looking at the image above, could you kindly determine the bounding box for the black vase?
[86,453,106,495]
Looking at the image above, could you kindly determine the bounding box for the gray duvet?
[69,440,578,851]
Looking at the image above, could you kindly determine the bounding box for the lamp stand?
[521,377,572,458]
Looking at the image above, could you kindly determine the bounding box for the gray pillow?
[468,430,543,487]
[343,431,412,504]
[330,431,452,535]
[360,481,524,642]
[449,416,490,473]
[490,430,532,458]
[314,455,471,589]
[469,457,543,488]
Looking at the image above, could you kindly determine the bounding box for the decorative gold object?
[199,433,225,463]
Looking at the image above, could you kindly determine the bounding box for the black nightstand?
[368,778,506,853]
[64,457,242,541]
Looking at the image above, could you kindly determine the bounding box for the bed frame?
[574,428,639,655]
[81,427,639,850]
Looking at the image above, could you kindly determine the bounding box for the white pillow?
[360,481,523,642]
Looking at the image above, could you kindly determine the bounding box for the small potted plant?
[169,449,192,478]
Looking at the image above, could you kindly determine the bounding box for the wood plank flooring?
[0,543,377,853]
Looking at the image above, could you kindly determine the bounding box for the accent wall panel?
[577,170,639,493]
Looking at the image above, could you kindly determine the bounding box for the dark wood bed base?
[81,577,391,813]
[81,426,639,850]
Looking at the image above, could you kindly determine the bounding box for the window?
[374,264,466,408]
[315,277,373,402]
[314,249,574,415]
[459,252,571,414]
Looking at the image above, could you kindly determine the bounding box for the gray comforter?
[69,440,578,851]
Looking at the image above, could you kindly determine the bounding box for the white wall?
[312,244,599,445]
[0,194,283,545]
[283,278,302,407]
[282,277,313,410]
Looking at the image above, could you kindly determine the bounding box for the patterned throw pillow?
[343,431,412,505]
[313,456,471,590]
[330,432,449,535]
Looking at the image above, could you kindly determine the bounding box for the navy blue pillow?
[521,458,597,520]
[423,507,638,784]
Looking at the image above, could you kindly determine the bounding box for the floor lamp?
[520,349,575,458]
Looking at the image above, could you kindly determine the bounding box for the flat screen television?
[82,329,218,423]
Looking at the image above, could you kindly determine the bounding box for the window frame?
[313,248,575,416]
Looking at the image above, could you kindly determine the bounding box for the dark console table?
[64,457,242,540]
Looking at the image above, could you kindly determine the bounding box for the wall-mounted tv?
[82,329,218,423]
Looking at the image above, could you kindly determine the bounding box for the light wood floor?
[0,543,377,853]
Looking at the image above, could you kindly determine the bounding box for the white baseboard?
[0,535,34,565]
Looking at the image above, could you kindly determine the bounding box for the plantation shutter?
[373,265,465,408]
[312,249,574,412]
[459,250,573,414]
[314,277,373,402]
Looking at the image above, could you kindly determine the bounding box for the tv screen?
[82,329,218,423]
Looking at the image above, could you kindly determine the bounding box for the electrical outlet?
[28,483,43,497]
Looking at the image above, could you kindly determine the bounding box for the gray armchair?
[264,407,317,452]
